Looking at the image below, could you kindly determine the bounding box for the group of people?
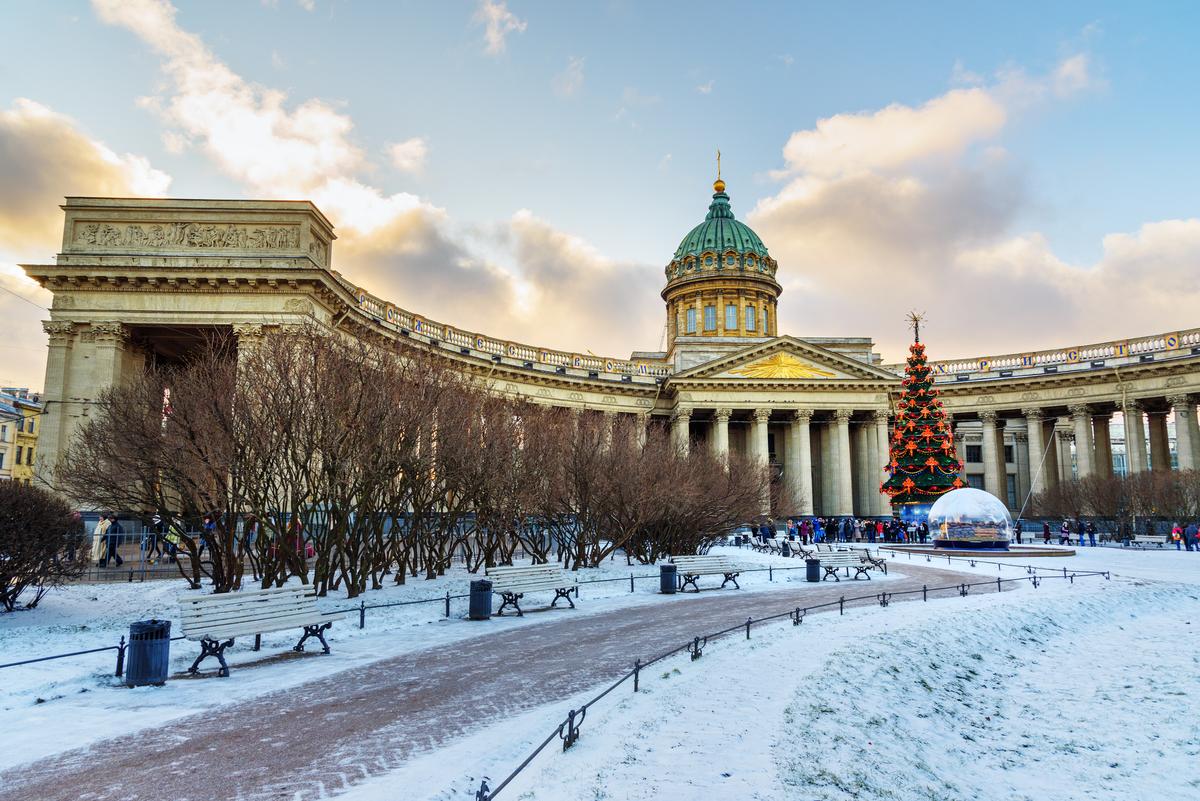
[89,513,183,566]
[751,516,930,545]
[1170,522,1200,550]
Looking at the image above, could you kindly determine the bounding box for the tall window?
[686,307,697,334]
[763,307,769,334]
[15,445,22,465]
[0,452,5,469]
[725,304,738,330]
[27,418,34,434]
[745,305,757,331]
[703,305,716,331]
[0,424,6,441]
[965,445,982,463]
[26,448,34,465]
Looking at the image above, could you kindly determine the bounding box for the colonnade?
[963,394,1199,507]
[670,406,891,517]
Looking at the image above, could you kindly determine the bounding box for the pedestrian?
[91,514,111,565]
[918,521,929,544]
[1042,521,1051,545]
[1060,520,1070,546]
[1172,523,1183,550]
[759,519,773,544]
[1014,520,1023,545]
[1086,521,1097,548]
[814,518,825,543]
[1184,521,1198,553]
[103,514,124,567]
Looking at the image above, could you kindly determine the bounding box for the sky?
[2,0,1200,390]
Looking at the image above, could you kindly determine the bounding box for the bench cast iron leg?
[189,637,234,677]
[551,587,576,609]
[720,572,741,589]
[496,592,524,617]
[681,574,701,593]
[823,566,840,582]
[294,622,334,654]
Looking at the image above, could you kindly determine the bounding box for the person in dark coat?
[1077,519,1087,547]
[1014,520,1023,545]
[1086,521,1097,547]
[103,514,124,567]
[918,521,929,543]
[1042,521,1051,545]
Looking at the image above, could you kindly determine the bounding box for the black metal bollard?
[633,659,641,692]
[839,596,845,615]
[114,635,127,678]
[445,590,451,618]
[745,617,752,639]
[769,564,773,582]
[922,584,927,601]
[629,573,634,593]
[359,600,366,629]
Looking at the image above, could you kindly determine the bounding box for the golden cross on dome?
[713,149,726,193]
[716,149,721,180]
[906,310,926,342]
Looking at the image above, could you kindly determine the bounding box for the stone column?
[712,407,731,465]
[601,410,617,452]
[1122,401,1147,474]
[852,421,870,515]
[1022,409,1046,497]
[752,408,772,514]
[1092,413,1114,477]
[834,409,854,517]
[1069,404,1094,477]
[1148,411,1171,471]
[874,412,892,516]
[1014,431,1030,508]
[33,321,77,487]
[1056,426,1075,480]
[671,408,692,456]
[979,411,1003,500]
[1167,395,1196,471]
[788,410,814,515]
[1186,398,1200,469]
[1043,422,1060,489]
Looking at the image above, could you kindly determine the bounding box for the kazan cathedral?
[21,175,1200,518]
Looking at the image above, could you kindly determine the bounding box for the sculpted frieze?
[74,221,300,251]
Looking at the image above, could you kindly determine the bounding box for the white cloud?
[696,80,714,95]
[297,0,314,10]
[749,52,1186,361]
[387,137,428,173]
[270,49,286,70]
[0,98,171,388]
[473,0,526,56]
[553,56,584,98]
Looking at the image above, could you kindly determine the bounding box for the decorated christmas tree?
[881,313,964,519]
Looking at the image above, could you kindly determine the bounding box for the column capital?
[86,321,131,345]
[1122,398,1143,414]
[42,320,77,346]
[671,407,692,422]
[1056,429,1075,442]
[233,322,267,341]
[714,407,732,422]
[1013,431,1028,443]
[833,408,853,422]
[978,410,998,424]
[1067,403,1091,417]
[1021,407,1044,421]
[791,408,814,424]
[753,407,772,424]
[868,409,889,424]
[1166,393,1194,409]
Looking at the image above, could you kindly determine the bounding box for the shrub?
[0,482,85,612]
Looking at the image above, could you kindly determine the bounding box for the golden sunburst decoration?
[728,353,838,379]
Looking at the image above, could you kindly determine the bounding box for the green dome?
[672,188,770,261]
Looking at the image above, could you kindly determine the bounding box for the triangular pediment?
[672,336,901,383]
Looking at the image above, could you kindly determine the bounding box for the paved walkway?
[0,564,992,801]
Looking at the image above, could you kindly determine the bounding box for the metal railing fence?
[472,566,1110,800]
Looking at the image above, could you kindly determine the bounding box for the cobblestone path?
[0,564,993,801]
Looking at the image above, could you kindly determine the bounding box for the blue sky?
[2,1,1200,388]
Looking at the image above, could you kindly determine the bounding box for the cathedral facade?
[21,186,1200,517]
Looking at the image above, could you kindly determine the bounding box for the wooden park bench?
[669,554,742,592]
[814,551,881,581]
[1125,535,1167,548]
[178,585,346,677]
[848,546,889,574]
[486,564,578,617]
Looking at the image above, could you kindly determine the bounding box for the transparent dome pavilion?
[927,488,1012,550]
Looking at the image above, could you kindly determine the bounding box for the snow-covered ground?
[335,549,1199,801]
[4,544,1196,799]
[0,545,891,771]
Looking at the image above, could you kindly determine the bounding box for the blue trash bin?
[126,619,171,687]
[469,579,493,620]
